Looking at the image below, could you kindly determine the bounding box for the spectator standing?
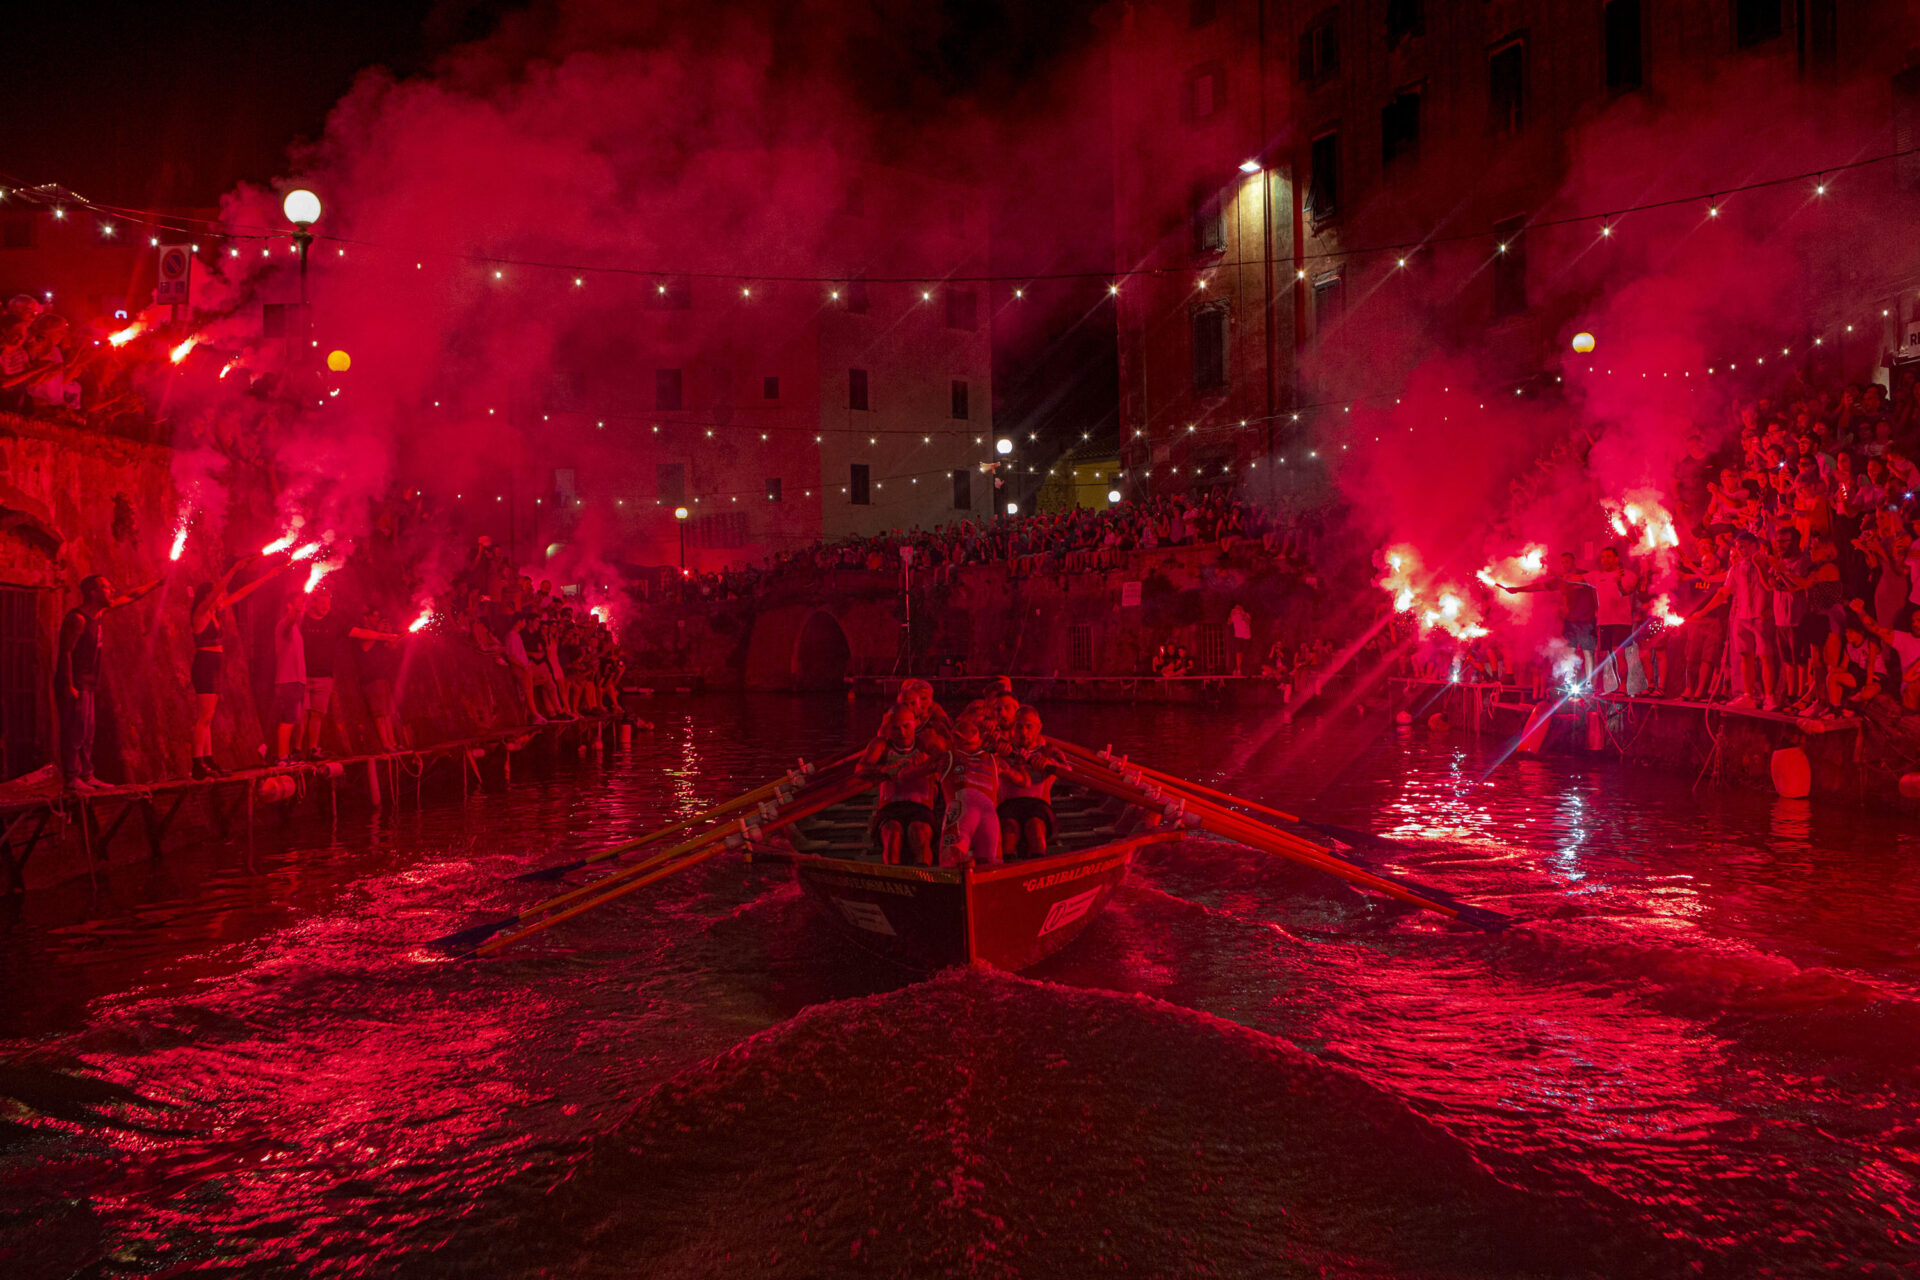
[56,572,163,789]
[1228,603,1253,676]
[357,605,404,752]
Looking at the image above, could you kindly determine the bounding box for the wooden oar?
[1051,737,1398,853]
[1055,760,1509,930]
[511,752,858,882]
[468,774,873,956]
[436,766,856,950]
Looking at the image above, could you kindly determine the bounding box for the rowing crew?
[855,677,1068,868]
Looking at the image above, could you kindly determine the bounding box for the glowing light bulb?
[281,188,321,225]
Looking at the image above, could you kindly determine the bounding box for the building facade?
[1108,0,1920,503]
[522,155,997,575]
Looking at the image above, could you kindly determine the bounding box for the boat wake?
[475,968,1667,1279]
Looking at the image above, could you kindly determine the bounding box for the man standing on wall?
[56,571,163,790]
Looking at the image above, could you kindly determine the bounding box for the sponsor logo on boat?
[1021,855,1123,893]
[834,897,896,935]
[812,872,917,897]
[1038,887,1102,935]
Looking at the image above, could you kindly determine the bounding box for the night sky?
[0,0,1116,447]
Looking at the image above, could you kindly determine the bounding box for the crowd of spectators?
[650,489,1326,606]
[0,295,173,437]
[1433,373,1920,721]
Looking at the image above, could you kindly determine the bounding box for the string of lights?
[6,140,1919,290]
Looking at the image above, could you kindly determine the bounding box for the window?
[1199,623,1227,673]
[1306,130,1340,222]
[655,368,683,411]
[951,379,970,420]
[1381,88,1421,166]
[1313,274,1343,334]
[1385,0,1423,45]
[1605,0,1644,89]
[1191,183,1226,254]
[952,469,972,510]
[763,375,779,400]
[1488,38,1527,135]
[766,478,783,503]
[846,274,869,314]
[1734,0,1782,48]
[1191,304,1229,392]
[1492,216,1528,319]
[1186,62,1226,121]
[946,287,979,331]
[645,274,691,309]
[1802,0,1837,70]
[656,462,686,507]
[1298,10,1340,83]
[1189,0,1218,28]
[1069,622,1093,672]
[851,463,871,505]
[691,512,749,548]
[849,367,870,411]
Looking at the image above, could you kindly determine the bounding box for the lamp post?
[674,505,689,571]
[282,189,322,307]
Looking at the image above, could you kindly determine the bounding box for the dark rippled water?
[3,697,1918,1276]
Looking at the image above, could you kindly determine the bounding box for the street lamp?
[282,188,321,306]
[1107,489,1122,504]
[1006,501,1019,516]
[995,438,1013,455]
[674,505,689,570]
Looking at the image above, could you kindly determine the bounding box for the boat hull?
[791,833,1175,971]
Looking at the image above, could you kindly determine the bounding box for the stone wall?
[634,542,1350,691]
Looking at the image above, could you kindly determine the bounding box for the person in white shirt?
[1696,533,1778,710]
[1590,545,1640,695]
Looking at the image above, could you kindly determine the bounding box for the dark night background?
[0,0,1119,450]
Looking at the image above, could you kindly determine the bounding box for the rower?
[857,707,937,865]
[897,678,952,751]
[935,714,1023,867]
[998,706,1064,859]
[990,691,1020,753]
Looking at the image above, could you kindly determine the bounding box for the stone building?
[525,152,997,574]
[1106,0,1920,501]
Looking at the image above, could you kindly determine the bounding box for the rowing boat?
[752,782,1180,971]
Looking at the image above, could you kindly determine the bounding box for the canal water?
[2,696,1916,1276]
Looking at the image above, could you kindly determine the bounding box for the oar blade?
[1447,903,1514,932]
[429,916,520,951]
[510,858,588,883]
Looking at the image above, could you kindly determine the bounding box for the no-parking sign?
[154,244,191,304]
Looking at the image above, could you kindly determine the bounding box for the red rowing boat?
[759,786,1179,971]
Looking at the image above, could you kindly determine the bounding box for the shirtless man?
[935,714,1025,867]
[857,706,937,865]
[998,706,1065,859]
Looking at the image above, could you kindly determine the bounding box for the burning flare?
[1651,594,1686,627]
[261,533,298,556]
[168,335,199,364]
[409,604,434,633]
[289,540,324,562]
[303,562,335,593]
[108,319,147,347]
